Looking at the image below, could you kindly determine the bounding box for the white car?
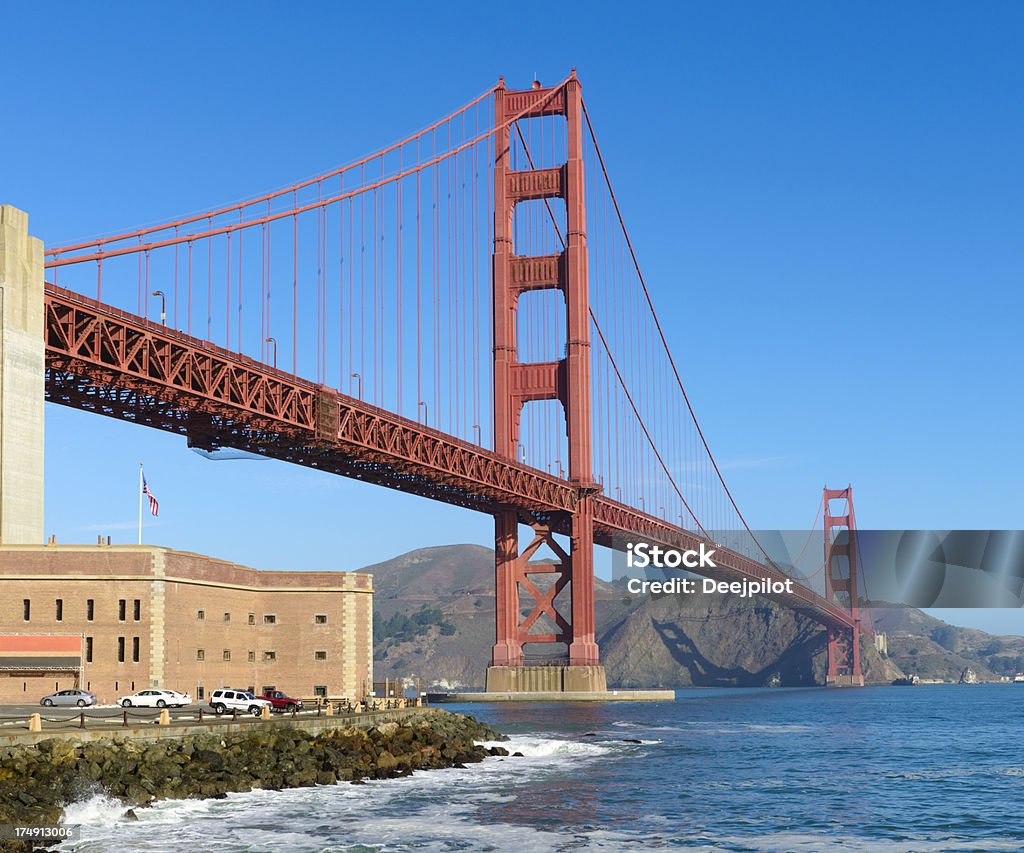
[119,689,191,708]
[160,689,193,707]
[208,688,272,717]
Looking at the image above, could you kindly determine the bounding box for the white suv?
[208,688,272,717]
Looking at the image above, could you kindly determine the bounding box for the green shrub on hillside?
[373,604,456,646]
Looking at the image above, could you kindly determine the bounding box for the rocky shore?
[0,710,507,851]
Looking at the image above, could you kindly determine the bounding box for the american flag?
[142,474,159,517]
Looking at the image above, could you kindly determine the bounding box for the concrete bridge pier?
[0,205,45,544]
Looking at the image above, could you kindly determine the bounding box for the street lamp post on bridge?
[151,290,166,325]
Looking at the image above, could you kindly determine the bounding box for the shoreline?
[0,709,508,852]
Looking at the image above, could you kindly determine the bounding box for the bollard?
[123,710,128,727]
[232,708,238,721]
[29,713,41,733]
[79,712,86,729]
[290,704,296,719]
[159,708,170,726]
[198,708,204,723]
[260,704,270,720]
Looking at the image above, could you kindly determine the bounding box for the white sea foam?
[482,735,615,760]
[60,793,127,828]
[55,735,637,851]
[62,789,663,853]
[63,790,1024,853]
[611,720,684,732]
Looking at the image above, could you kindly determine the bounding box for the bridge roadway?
[44,283,855,631]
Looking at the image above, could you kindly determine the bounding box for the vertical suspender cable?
[292,192,298,375]
[396,146,403,414]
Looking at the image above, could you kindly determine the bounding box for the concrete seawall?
[1,706,437,747]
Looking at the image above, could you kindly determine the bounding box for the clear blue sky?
[4,2,1022,634]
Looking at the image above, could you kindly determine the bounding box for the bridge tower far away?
[0,205,45,545]
[824,486,865,687]
[487,73,607,693]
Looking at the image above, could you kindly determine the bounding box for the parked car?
[119,689,181,708]
[208,688,272,717]
[261,689,304,712]
[159,690,193,707]
[40,689,97,707]
[116,689,193,708]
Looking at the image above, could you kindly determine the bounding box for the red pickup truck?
[261,690,304,712]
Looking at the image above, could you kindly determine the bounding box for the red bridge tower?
[823,486,865,686]
[486,74,606,693]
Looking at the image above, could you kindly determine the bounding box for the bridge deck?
[44,283,856,631]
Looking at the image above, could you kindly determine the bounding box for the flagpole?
[138,463,143,545]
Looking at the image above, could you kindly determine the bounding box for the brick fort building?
[0,544,372,704]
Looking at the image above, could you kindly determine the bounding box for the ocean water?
[57,685,1023,852]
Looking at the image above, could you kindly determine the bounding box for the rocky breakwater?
[0,711,507,850]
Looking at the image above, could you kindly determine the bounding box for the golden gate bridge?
[38,72,864,689]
